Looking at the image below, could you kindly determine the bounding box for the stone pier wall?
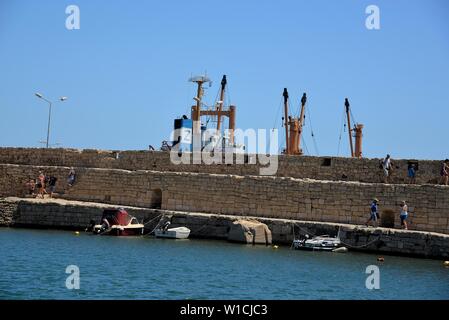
[0,147,444,184]
[1,164,448,234]
[1,198,448,259]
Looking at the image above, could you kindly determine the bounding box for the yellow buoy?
[75,231,80,235]
[273,245,279,249]
[444,261,449,267]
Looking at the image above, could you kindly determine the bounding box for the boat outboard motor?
[85,219,96,232]
[100,218,110,232]
[162,221,171,232]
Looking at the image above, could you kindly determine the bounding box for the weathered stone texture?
[1,198,448,259]
[227,220,272,245]
[1,163,448,234]
[0,147,443,184]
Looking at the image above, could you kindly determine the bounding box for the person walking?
[37,171,47,198]
[382,154,393,183]
[366,198,380,227]
[440,159,449,185]
[47,176,58,198]
[67,168,76,187]
[400,201,409,230]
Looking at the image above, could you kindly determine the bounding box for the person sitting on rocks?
[25,178,35,197]
[160,141,172,151]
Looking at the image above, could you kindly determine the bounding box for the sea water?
[0,228,448,300]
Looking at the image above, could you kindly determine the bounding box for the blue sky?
[0,0,448,160]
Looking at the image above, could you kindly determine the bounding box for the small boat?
[292,234,343,251]
[91,208,144,236]
[154,222,190,239]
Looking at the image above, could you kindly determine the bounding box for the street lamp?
[35,93,68,148]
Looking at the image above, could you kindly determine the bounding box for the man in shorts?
[47,176,58,198]
[365,198,379,227]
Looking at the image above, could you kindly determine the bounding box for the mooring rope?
[143,213,164,226]
[339,236,382,249]
[143,214,165,236]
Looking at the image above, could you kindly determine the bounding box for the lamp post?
[35,93,68,148]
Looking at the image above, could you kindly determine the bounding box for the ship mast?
[345,98,354,157]
[189,75,236,149]
[297,93,307,155]
[283,89,308,155]
[344,98,364,158]
[283,88,290,155]
[190,75,211,145]
[354,123,364,158]
[216,75,227,132]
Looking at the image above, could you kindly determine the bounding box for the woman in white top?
[400,201,408,230]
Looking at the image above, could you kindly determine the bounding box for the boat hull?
[292,237,342,251]
[155,227,190,239]
[93,225,144,236]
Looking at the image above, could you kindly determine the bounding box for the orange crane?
[282,89,307,155]
[344,98,363,158]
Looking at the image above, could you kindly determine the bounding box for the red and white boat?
[92,208,144,236]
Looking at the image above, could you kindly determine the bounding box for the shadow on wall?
[380,209,395,228]
[150,188,162,209]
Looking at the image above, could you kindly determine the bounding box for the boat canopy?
[101,209,132,226]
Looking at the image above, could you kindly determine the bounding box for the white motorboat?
[90,208,144,236]
[155,222,191,239]
[292,235,342,251]
[155,226,190,239]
